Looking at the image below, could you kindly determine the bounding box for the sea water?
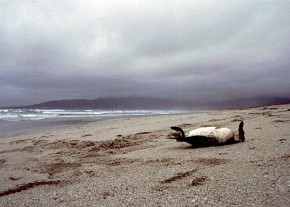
[0,108,185,121]
[0,108,186,135]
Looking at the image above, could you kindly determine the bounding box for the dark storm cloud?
[0,0,290,107]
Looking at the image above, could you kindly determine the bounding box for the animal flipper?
[170,126,185,138]
[238,121,245,141]
[239,121,244,129]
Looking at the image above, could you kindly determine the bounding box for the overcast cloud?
[1,0,290,107]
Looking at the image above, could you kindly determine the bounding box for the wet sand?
[0,104,289,206]
[0,116,111,137]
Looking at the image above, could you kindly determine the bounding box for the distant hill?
[15,96,290,110]
[20,96,192,110]
[214,97,290,109]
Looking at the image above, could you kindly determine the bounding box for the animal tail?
[239,121,245,141]
[170,126,185,138]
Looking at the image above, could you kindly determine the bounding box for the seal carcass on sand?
[169,121,245,147]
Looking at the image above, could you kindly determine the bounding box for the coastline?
[0,104,289,206]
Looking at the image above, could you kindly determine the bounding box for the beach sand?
[0,104,289,206]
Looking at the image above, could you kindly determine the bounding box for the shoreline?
[0,104,289,206]
[0,113,187,138]
[0,109,189,137]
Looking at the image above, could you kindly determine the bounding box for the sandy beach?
[0,104,289,206]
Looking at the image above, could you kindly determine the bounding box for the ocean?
[0,108,186,135]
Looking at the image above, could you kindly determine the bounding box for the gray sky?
[1,0,290,107]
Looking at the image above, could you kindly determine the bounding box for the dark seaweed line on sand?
[0,180,61,197]
[160,170,196,184]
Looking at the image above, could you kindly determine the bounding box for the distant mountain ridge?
[20,96,192,110]
[14,96,290,110]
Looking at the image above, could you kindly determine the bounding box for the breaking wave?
[0,108,185,121]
